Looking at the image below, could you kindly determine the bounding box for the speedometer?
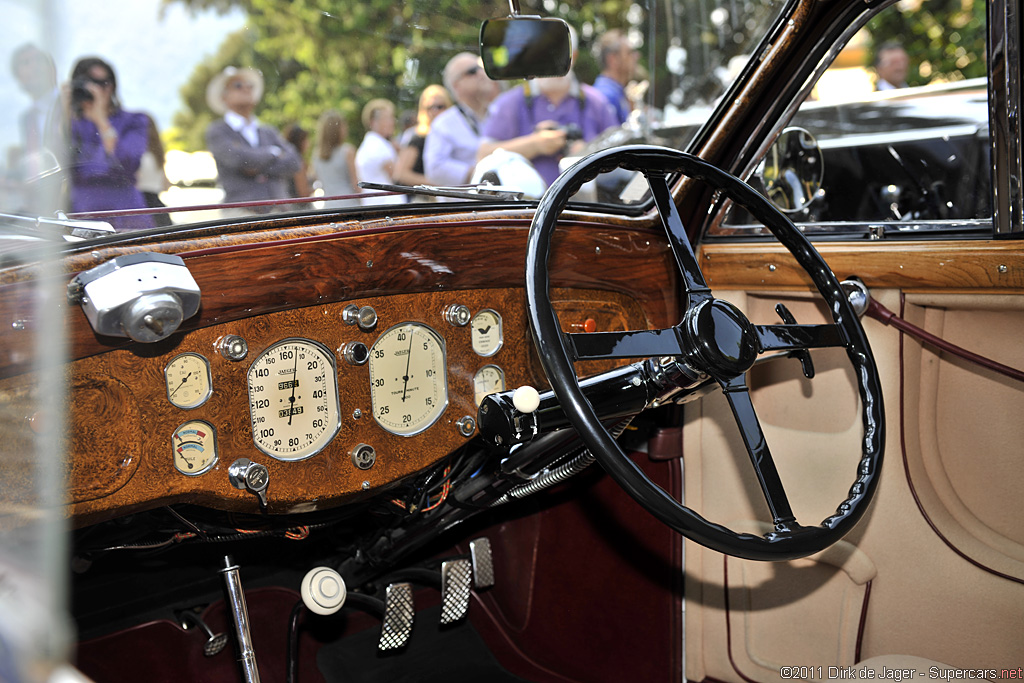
[368,323,448,436]
[247,339,341,461]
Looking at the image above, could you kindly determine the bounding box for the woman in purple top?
[68,57,154,231]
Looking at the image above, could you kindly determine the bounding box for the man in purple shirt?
[423,52,500,187]
[478,28,618,187]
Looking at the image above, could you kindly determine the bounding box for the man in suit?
[205,66,302,215]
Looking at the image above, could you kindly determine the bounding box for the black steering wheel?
[525,145,884,561]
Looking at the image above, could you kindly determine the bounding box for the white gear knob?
[512,385,541,413]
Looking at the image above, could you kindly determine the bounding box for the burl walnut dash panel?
[25,287,651,525]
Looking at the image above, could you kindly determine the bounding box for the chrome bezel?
[164,352,213,409]
[246,338,342,461]
[470,309,504,357]
[172,420,218,476]
[367,322,450,437]
[473,364,506,407]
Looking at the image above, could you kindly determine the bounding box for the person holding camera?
[477,26,617,188]
[67,56,154,231]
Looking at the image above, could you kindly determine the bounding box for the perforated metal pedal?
[469,537,495,589]
[440,558,473,624]
[378,582,414,651]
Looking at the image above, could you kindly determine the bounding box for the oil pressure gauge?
[165,352,212,409]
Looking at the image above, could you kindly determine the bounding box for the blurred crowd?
[7,27,651,228]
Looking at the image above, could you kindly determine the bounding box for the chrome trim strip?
[990,0,1023,235]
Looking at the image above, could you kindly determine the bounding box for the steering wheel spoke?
[646,170,713,304]
[755,322,846,352]
[565,328,684,361]
[721,377,797,530]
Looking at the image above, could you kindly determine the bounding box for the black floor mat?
[316,605,529,683]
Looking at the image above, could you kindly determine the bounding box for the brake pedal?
[378,582,414,651]
[440,559,473,625]
[469,537,494,589]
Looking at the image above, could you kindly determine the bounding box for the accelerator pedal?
[469,537,495,589]
[378,582,414,651]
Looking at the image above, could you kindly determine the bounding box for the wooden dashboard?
[0,218,679,526]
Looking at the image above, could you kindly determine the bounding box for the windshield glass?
[0,0,788,238]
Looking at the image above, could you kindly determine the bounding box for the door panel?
[684,246,1024,681]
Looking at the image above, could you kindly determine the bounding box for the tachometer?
[247,339,340,461]
[368,323,448,436]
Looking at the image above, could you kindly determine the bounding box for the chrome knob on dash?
[228,458,270,509]
[343,304,378,331]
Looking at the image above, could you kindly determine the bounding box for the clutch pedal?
[440,559,473,625]
[378,582,414,651]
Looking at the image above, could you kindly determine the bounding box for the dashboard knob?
[512,385,541,413]
[228,458,269,509]
[343,304,378,331]
[444,304,471,327]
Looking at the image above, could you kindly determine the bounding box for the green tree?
[866,0,986,87]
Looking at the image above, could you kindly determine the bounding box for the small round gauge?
[473,365,506,406]
[471,309,503,357]
[247,339,341,461]
[172,420,217,475]
[165,352,212,409]
[369,323,448,436]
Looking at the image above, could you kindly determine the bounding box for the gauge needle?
[288,349,299,425]
[169,372,192,399]
[401,328,414,403]
[478,325,491,334]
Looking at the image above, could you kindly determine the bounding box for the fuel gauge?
[473,364,506,406]
[165,352,212,409]
[172,420,218,475]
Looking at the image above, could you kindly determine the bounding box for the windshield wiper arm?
[358,181,525,202]
[0,211,116,241]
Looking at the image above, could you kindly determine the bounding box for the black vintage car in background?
[0,0,1020,681]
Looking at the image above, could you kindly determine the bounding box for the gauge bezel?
[164,352,213,409]
[473,363,506,406]
[471,308,504,357]
[246,337,342,461]
[172,419,218,476]
[368,322,450,437]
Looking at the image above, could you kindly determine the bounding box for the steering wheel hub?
[683,299,759,378]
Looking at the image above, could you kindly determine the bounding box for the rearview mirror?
[479,17,572,80]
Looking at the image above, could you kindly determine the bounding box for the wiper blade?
[358,181,525,202]
[0,211,116,241]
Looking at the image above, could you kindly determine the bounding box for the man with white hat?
[205,66,302,215]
